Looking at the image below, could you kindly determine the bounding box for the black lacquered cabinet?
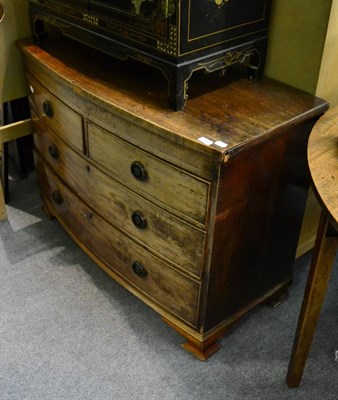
[29,0,272,110]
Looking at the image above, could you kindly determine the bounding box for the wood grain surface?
[308,105,338,225]
[17,37,328,158]
[18,36,331,359]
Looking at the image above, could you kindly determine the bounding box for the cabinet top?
[18,36,328,160]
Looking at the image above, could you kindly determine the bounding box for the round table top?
[308,105,338,225]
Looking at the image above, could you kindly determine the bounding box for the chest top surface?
[18,37,327,160]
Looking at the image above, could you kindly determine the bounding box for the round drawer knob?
[132,262,147,278]
[130,161,148,181]
[43,101,53,118]
[52,190,63,205]
[131,211,147,229]
[48,145,59,160]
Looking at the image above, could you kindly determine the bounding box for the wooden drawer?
[87,122,210,226]
[24,52,219,180]
[33,116,206,277]
[27,73,84,152]
[35,157,201,327]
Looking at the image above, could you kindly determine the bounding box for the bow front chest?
[18,37,328,360]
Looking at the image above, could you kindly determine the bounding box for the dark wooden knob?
[131,211,147,229]
[48,145,59,160]
[43,101,53,117]
[132,262,147,278]
[130,161,148,181]
[51,190,63,205]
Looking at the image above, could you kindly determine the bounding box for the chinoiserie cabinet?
[29,0,273,110]
[18,36,328,360]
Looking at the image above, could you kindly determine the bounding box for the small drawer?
[27,73,84,152]
[35,158,201,327]
[87,122,210,225]
[33,120,206,278]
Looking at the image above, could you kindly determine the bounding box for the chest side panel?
[204,121,319,332]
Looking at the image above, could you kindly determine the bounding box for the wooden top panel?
[308,105,338,225]
[18,36,328,159]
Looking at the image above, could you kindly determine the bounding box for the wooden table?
[286,106,338,387]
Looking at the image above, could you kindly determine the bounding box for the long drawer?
[87,122,210,226]
[27,70,211,226]
[27,73,84,152]
[35,156,201,327]
[33,116,206,277]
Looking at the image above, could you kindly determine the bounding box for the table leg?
[286,211,338,387]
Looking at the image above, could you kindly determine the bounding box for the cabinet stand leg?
[165,66,190,111]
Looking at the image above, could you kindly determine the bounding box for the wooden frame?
[0,118,34,220]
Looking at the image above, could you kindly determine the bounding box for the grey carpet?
[1,168,337,400]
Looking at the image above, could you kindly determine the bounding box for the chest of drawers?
[18,37,328,360]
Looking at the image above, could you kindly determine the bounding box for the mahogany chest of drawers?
[29,0,272,110]
[18,37,328,360]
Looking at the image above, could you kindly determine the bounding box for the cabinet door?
[89,0,161,17]
[180,0,272,55]
[88,0,172,42]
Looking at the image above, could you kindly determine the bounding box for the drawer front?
[87,122,210,225]
[35,157,201,327]
[27,73,84,152]
[33,116,206,277]
[24,53,218,181]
